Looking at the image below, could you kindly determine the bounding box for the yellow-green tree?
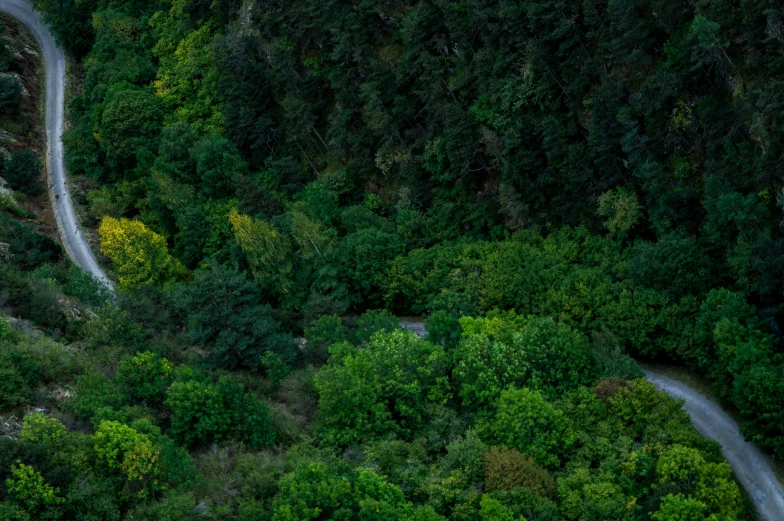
[98,217,185,289]
[150,6,223,133]
[5,462,65,519]
[93,420,160,494]
[229,211,292,295]
[20,413,67,447]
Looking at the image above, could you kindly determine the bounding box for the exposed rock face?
[0,416,21,439]
[0,71,27,95]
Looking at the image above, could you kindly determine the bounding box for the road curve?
[399,321,784,520]
[0,0,111,288]
[644,370,784,521]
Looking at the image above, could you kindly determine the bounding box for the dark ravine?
[0,0,111,288]
[398,320,784,521]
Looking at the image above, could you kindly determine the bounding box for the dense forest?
[2,0,784,518]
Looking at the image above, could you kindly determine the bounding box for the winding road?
[0,0,111,287]
[2,1,782,518]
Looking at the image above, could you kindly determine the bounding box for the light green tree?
[481,388,574,469]
[20,413,67,447]
[229,211,292,295]
[5,462,65,519]
[93,421,160,490]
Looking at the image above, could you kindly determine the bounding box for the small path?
[0,0,112,288]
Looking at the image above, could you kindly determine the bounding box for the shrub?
[115,352,173,404]
[0,76,21,114]
[483,446,556,498]
[3,150,43,196]
[70,372,124,419]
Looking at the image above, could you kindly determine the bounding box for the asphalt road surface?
[644,370,784,521]
[0,0,111,288]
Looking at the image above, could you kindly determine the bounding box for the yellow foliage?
[98,217,185,289]
[93,421,160,485]
[229,211,292,294]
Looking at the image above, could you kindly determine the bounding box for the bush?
[0,365,28,409]
[352,309,400,345]
[70,372,124,419]
[480,388,574,470]
[0,216,63,271]
[0,76,21,114]
[165,377,275,449]
[62,267,112,308]
[115,352,174,404]
[180,261,298,370]
[483,446,556,498]
[3,150,43,196]
[304,314,346,354]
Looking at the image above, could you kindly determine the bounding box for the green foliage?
[61,266,111,308]
[651,494,708,521]
[99,87,164,179]
[3,151,42,196]
[93,420,160,492]
[656,444,742,518]
[0,76,21,114]
[0,315,14,342]
[11,0,784,517]
[33,0,94,55]
[628,237,714,298]
[0,215,63,271]
[191,135,247,199]
[339,228,404,307]
[260,351,291,387]
[513,317,596,395]
[352,309,400,345]
[304,314,347,350]
[115,351,173,403]
[478,495,525,521]
[441,431,487,484]
[480,388,574,469]
[453,316,594,408]
[164,380,233,448]
[5,462,65,519]
[164,377,275,449]
[71,371,124,419]
[315,329,450,446]
[20,414,67,447]
[179,260,297,370]
[597,187,642,235]
[271,463,442,521]
[0,364,28,409]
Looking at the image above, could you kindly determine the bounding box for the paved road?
[0,0,111,288]
[644,370,784,521]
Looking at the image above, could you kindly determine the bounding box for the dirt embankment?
[0,13,56,237]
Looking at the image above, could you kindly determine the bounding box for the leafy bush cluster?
[0,311,756,520]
